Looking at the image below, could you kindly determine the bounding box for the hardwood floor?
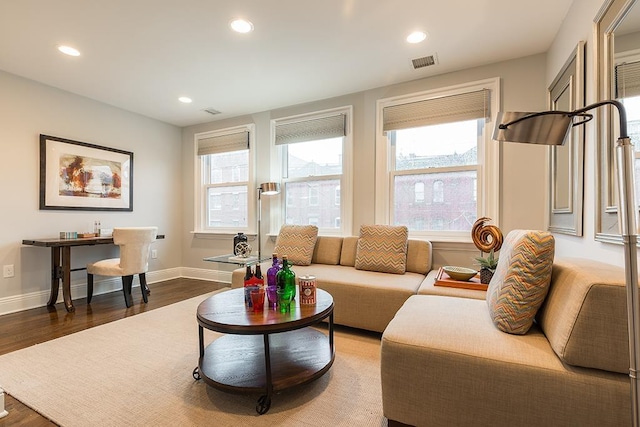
[0,278,227,426]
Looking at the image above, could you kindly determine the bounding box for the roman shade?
[275,113,346,145]
[382,89,491,132]
[615,60,640,99]
[197,129,249,156]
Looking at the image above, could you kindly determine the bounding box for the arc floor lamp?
[494,100,640,427]
[257,182,280,261]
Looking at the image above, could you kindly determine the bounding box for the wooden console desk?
[22,235,164,312]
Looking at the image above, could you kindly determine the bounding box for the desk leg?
[47,247,61,307]
[61,246,74,312]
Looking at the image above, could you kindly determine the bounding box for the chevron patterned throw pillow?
[355,225,408,274]
[274,225,319,266]
[486,229,555,335]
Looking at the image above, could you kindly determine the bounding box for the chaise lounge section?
[381,256,631,426]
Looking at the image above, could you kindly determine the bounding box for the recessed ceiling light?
[178,97,193,104]
[406,31,428,44]
[58,45,80,56]
[230,18,254,33]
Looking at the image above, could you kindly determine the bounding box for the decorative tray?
[434,267,488,291]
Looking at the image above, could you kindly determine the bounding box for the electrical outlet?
[3,265,14,278]
[151,249,158,259]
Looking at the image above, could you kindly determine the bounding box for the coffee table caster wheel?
[256,395,271,414]
[192,367,201,381]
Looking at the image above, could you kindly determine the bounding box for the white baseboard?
[0,267,231,316]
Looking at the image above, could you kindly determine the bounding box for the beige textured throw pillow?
[355,225,408,274]
[273,225,319,266]
[486,229,555,335]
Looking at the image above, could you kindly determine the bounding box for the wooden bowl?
[442,266,478,281]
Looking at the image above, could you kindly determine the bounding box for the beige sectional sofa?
[381,258,631,427]
[231,235,434,332]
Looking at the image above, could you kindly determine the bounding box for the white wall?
[545,0,631,267]
[0,70,183,314]
[181,54,550,271]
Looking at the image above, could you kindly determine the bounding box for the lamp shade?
[259,182,280,195]
[493,111,573,146]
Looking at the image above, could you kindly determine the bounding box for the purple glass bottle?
[266,253,281,308]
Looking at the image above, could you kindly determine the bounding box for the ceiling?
[0,0,574,127]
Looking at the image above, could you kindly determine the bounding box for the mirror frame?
[548,41,585,236]
[595,0,637,243]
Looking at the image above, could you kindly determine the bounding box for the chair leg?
[139,273,148,303]
[122,275,134,308]
[87,273,94,303]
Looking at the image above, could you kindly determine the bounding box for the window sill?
[192,231,256,239]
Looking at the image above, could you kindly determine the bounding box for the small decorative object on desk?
[233,232,248,255]
[471,217,503,284]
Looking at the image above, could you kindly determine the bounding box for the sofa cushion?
[273,225,318,266]
[311,236,343,265]
[406,239,432,275]
[340,236,358,267]
[292,263,424,332]
[355,225,408,274]
[486,229,555,335]
[537,258,628,374]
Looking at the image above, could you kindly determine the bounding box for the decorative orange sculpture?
[471,217,503,254]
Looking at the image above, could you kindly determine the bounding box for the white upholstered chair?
[87,227,158,308]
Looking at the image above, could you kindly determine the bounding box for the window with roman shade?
[375,79,500,241]
[194,125,254,232]
[273,107,353,235]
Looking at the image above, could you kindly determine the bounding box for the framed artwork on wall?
[39,134,133,211]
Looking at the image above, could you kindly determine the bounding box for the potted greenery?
[474,249,499,284]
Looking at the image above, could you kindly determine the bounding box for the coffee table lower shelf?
[196,328,334,412]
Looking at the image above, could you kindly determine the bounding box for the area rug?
[0,290,386,426]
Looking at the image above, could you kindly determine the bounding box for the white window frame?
[193,124,256,234]
[271,106,353,236]
[374,78,500,242]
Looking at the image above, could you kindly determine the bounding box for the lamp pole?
[257,182,281,262]
[496,100,640,426]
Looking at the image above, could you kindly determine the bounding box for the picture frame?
[39,134,133,211]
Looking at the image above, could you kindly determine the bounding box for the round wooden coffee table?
[193,287,334,414]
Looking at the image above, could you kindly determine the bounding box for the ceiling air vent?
[203,108,221,116]
[411,54,438,70]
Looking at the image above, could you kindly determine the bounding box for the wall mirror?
[548,41,585,236]
[595,0,639,243]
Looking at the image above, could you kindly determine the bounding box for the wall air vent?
[203,108,221,116]
[411,54,438,70]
